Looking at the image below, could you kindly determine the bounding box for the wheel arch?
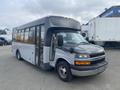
[16,49,21,57]
[55,58,70,69]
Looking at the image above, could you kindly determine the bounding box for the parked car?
[0,39,4,46]
[0,30,12,45]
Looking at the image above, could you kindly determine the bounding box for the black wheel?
[4,41,8,45]
[1,39,8,46]
[56,61,73,82]
[16,51,22,60]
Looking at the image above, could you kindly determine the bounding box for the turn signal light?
[75,61,91,65]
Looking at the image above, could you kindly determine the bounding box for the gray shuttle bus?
[12,16,108,82]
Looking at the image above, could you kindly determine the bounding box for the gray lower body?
[70,61,108,76]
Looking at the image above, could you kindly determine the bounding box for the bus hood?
[63,44,104,54]
[74,44,105,54]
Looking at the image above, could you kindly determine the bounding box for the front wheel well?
[55,58,70,69]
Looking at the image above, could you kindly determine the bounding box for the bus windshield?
[57,31,88,46]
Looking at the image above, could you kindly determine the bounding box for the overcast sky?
[0,0,120,29]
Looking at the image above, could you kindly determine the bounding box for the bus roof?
[15,16,81,30]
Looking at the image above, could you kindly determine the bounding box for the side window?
[19,30,22,42]
[24,28,29,43]
[12,29,16,41]
[36,26,40,45]
[21,29,24,42]
[29,27,35,44]
[41,25,45,42]
[16,30,21,42]
[16,30,18,41]
[14,30,17,41]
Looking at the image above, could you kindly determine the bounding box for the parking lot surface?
[0,46,120,90]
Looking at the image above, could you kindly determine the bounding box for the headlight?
[75,54,89,59]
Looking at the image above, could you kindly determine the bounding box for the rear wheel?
[56,61,73,82]
[16,51,22,60]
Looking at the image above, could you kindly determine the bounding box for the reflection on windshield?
[57,32,88,45]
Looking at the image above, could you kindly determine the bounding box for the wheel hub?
[59,66,67,78]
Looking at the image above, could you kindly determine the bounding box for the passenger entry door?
[49,34,56,61]
[35,26,44,66]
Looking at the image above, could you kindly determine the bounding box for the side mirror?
[57,35,63,47]
[69,48,74,53]
[82,33,86,37]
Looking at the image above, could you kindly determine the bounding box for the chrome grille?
[90,52,105,58]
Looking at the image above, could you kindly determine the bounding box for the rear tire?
[16,51,22,60]
[56,61,73,82]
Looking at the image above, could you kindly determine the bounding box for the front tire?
[56,61,73,82]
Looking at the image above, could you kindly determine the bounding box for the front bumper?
[70,61,108,76]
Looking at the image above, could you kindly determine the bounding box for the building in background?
[98,6,120,17]
[81,6,120,46]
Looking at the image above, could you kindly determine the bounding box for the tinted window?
[41,25,45,42]
[24,28,29,43]
[29,27,35,44]
[21,30,24,42]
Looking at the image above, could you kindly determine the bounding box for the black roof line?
[14,15,79,30]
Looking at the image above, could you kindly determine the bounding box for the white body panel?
[0,35,12,42]
[43,47,50,63]
[88,18,120,41]
[50,48,75,67]
[12,42,53,65]
[12,42,75,67]
[12,42,107,77]
[12,42,35,64]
